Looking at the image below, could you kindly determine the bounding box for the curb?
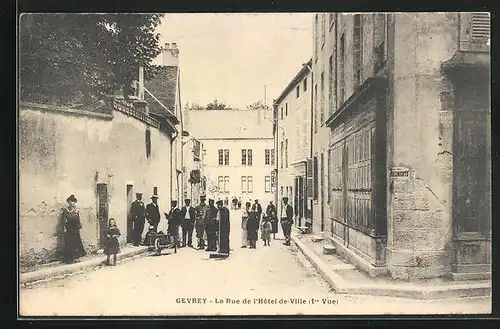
[291,234,491,300]
[20,246,149,286]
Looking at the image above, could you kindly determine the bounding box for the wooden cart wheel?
[154,237,161,255]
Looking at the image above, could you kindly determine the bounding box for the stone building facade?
[273,60,313,228]
[312,12,490,280]
[185,109,274,204]
[19,99,178,270]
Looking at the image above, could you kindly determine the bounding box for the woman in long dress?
[246,203,260,249]
[241,202,251,248]
[61,194,86,264]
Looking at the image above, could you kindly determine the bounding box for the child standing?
[261,215,272,246]
[104,218,121,266]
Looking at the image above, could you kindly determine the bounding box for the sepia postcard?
[18,12,491,317]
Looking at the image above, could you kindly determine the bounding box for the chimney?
[162,42,179,67]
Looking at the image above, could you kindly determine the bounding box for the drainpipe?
[304,62,314,227]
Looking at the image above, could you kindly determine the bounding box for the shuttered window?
[460,12,490,52]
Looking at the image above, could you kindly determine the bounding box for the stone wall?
[19,103,173,270]
[387,13,458,280]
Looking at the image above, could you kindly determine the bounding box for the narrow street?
[20,210,490,316]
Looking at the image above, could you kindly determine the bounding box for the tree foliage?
[246,100,269,111]
[185,100,236,111]
[20,13,164,105]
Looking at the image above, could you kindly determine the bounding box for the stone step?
[322,244,336,255]
[311,235,324,242]
[449,272,491,281]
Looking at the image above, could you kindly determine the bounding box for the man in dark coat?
[216,199,230,255]
[194,195,209,249]
[166,200,181,247]
[266,200,278,240]
[204,198,218,252]
[280,197,294,246]
[180,198,196,247]
[130,192,146,246]
[253,199,263,219]
[145,194,161,232]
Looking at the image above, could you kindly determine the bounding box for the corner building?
[312,12,490,280]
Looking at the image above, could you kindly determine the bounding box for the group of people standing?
[240,196,294,248]
[130,193,232,256]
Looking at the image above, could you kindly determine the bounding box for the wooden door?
[96,183,108,249]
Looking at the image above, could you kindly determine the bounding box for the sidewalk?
[291,230,491,300]
[20,245,149,287]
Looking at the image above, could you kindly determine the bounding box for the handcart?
[144,231,177,256]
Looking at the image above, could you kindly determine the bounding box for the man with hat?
[280,197,294,246]
[130,192,146,246]
[194,195,209,250]
[216,199,230,255]
[145,194,161,232]
[204,198,218,252]
[180,198,196,247]
[166,200,181,247]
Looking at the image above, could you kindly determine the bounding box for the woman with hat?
[61,194,86,264]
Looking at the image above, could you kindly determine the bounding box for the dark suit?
[130,199,146,245]
[280,204,294,245]
[180,206,196,246]
[167,207,181,246]
[217,206,230,254]
[205,206,218,251]
[146,202,161,231]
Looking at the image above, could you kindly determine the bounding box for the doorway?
[96,183,109,249]
[126,184,134,243]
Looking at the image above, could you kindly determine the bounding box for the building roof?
[274,58,312,105]
[185,109,273,140]
[144,66,178,120]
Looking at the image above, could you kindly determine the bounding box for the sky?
[154,13,313,110]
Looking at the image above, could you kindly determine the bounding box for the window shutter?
[306,158,314,198]
[460,12,490,52]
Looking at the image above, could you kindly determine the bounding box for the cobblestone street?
[20,210,490,316]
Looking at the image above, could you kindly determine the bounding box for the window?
[247,149,252,166]
[285,139,288,168]
[296,85,300,98]
[314,84,318,132]
[303,77,308,91]
[241,176,254,193]
[313,156,318,200]
[271,149,275,165]
[280,107,283,120]
[280,141,284,169]
[218,176,224,191]
[153,186,158,195]
[145,128,151,158]
[224,176,229,193]
[339,33,345,104]
[241,176,247,193]
[285,103,288,116]
[265,176,271,193]
[265,149,271,165]
[224,149,229,165]
[218,149,223,165]
[353,14,363,89]
[320,71,324,124]
[460,12,491,52]
[242,149,247,165]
